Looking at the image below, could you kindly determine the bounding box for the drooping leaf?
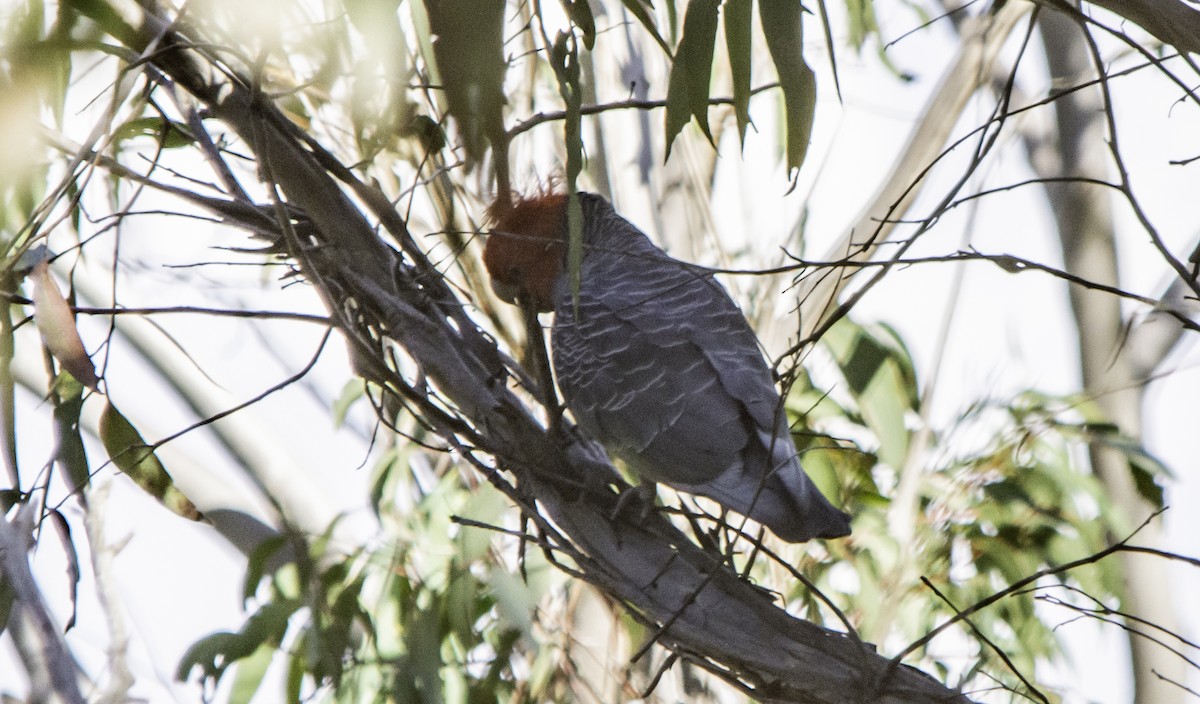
[0,569,12,639]
[243,534,291,605]
[28,260,98,389]
[664,0,720,157]
[99,401,201,520]
[51,372,90,502]
[47,509,80,630]
[549,31,585,311]
[398,112,447,152]
[422,0,506,167]
[845,0,880,50]
[723,0,753,143]
[177,599,302,685]
[620,0,673,55]
[113,116,195,149]
[0,287,18,485]
[561,0,596,49]
[331,379,365,428]
[813,0,842,101]
[759,0,817,174]
[227,642,276,704]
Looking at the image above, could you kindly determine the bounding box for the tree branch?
[63,2,980,700]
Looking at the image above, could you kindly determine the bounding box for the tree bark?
[1033,8,1184,702]
[0,509,87,704]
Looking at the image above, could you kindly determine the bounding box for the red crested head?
[483,192,568,312]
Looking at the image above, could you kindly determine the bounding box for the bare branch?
[0,508,87,704]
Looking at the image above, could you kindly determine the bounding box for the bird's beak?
[490,278,522,305]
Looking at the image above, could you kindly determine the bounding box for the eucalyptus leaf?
[664,0,720,157]
[759,0,817,173]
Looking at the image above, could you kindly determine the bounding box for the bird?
[483,190,851,542]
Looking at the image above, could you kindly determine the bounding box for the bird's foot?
[609,483,658,525]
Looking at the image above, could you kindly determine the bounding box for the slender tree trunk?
[1034,9,1183,702]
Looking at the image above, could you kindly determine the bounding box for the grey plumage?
[546,193,850,542]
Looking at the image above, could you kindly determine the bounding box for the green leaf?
[621,0,673,55]
[845,0,879,49]
[1129,459,1165,509]
[549,31,585,312]
[398,112,447,152]
[331,379,365,428]
[457,483,509,564]
[47,509,80,631]
[51,372,90,502]
[759,0,817,174]
[228,642,275,704]
[243,534,291,605]
[561,0,596,49]
[28,261,98,390]
[422,0,507,166]
[177,599,301,685]
[822,320,916,470]
[723,0,753,143]
[113,116,196,149]
[285,637,304,703]
[343,0,403,39]
[0,293,18,487]
[99,401,201,520]
[664,0,719,157]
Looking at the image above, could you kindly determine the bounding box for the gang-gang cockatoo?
[483,191,850,542]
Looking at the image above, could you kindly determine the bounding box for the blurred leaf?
[99,401,202,520]
[0,289,17,485]
[445,566,487,645]
[1084,422,1171,509]
[398,112,447,152]
[549,32,585,309]
[822,319,916,469]
[404,602,445,704]
[798,437,876,504]
[285,638,304,703]
[845,0,879,49]
[665,0,719,158]
[0,490,22,512]
[813,0,842,100]
[621,0,673,55]
[332,378,365,428]
[28,261,98,390]
[759,0,817,173]
[561,0,596,49]
[47,509,79,630]
[243,534,291,605]
[369,447,402,517]
[723,0,753,143]
[422,0,506,166]
[113,116,195,149]
[343,0,403,42]
[0,571,12,639]
[457,482,508,563]
[228,642,275,704]
[177,599,301,685]
[51,372,90,502]
[488,570,536,641]
[1129,460,1165,509]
